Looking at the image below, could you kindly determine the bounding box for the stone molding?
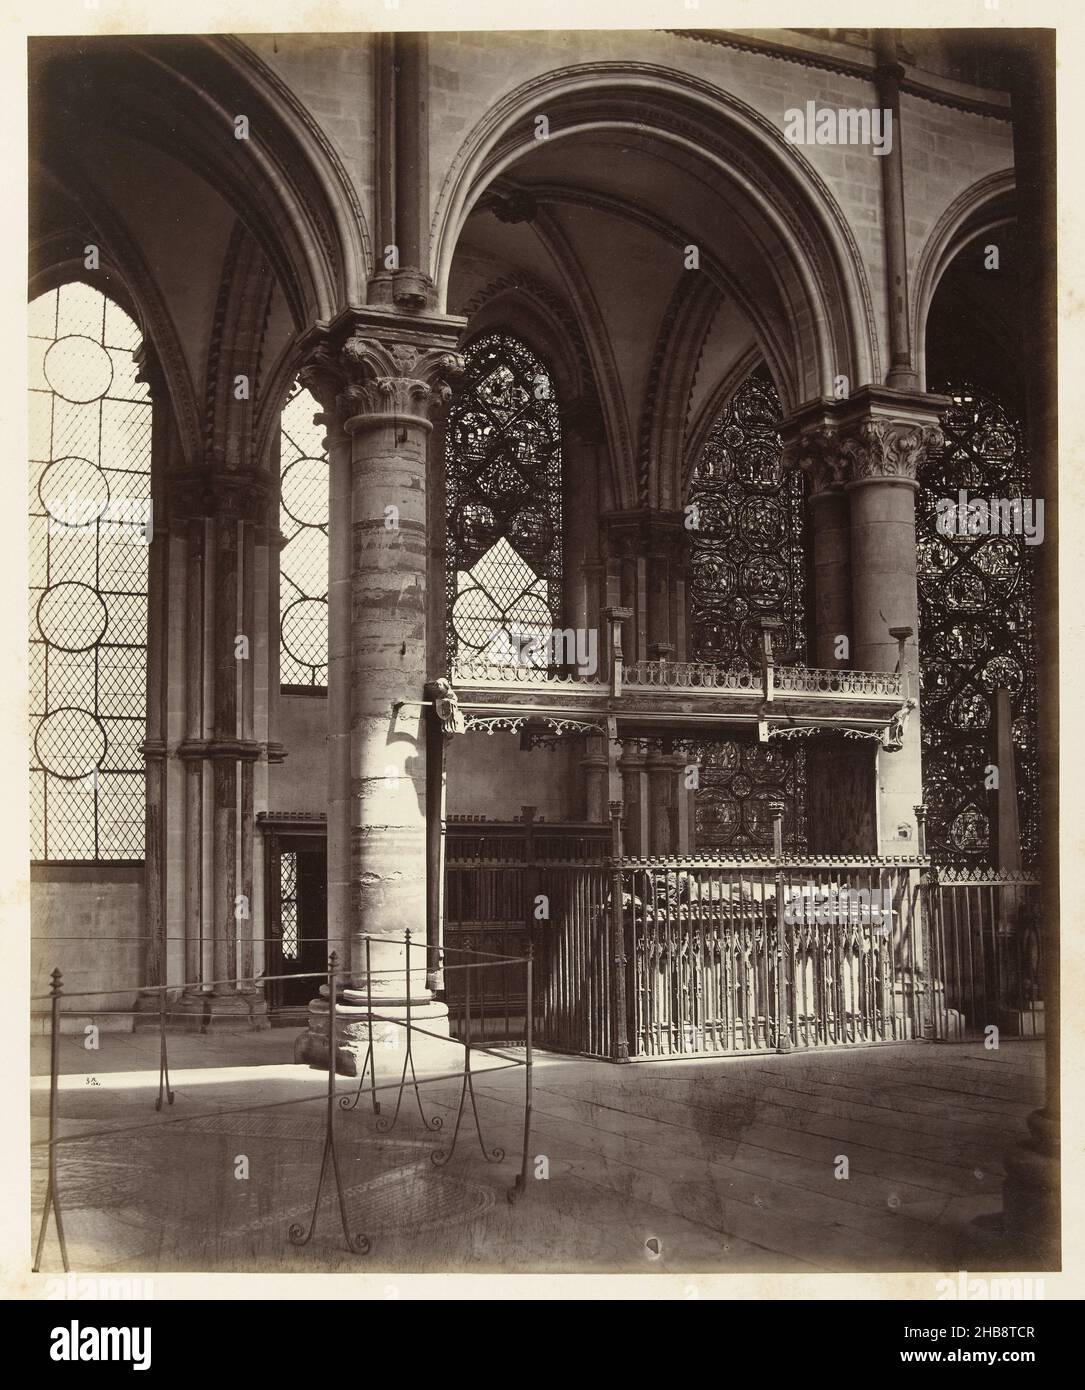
[601,509,690,562]
[168,467,274,524]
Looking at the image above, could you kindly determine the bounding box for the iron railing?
[925,867,1044,1040]
[444,814,609,1045]
[617,857,924,1059]
[445,837,928,1060]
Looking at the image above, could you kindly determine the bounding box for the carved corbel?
[881,696,917,752]
[425,677,465,735]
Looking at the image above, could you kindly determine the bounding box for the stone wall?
[31,865,144,1028]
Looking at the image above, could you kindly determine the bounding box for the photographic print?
[10,3,1071,1329]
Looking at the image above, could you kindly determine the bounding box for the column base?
[133,990,270,1033]
[295,995,458,1076]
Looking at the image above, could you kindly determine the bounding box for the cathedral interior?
[26,26,1059,1272]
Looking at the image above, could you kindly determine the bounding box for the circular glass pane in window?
[281,597,328,669]
[280,457,328,527]
[43,335,114,403]
[38,456,111,527]
[34,706,107,779]
[37,581,108,651]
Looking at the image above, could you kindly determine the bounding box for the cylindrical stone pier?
[298,325,464,1072]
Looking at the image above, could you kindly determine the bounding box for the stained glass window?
[917,383,1039,867]
[686,366,808,851]
[29,282,151,860]
[445,334,563,664]
[279,382,329,686]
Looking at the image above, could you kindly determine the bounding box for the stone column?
[391,33,434,312]
[181,517,205,995]
[324,415,353,970]
[838,393,945,856]
[644,747,685,857]
[211,510,239,995]
[581,559,607,646]
[239,516,257,988]
[297,316,463,1072]
[618,743,646,858]
[560,400,604,638]
[783,413,852,668]
[782,392,945,858]
[784,420,853,669]
[618,533,640,665]
[602,514,646,667]
[580,734,609,822]
[138,348,169,989]
[810,482,853,669]
[168,472,271,1029]
[873,40,919,392]
[646,534,671,659]
[669,534,690,663]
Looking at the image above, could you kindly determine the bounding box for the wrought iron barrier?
[925,867,1044,1041]
[616,857,924,1059]
[30,935,534,1272]
[446,840,927,1061]
[444,814,608,1045]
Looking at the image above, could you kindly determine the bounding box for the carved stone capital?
[781,424,847,496]
[392,267,437,311]
[601,509,689,562]
[840,419,944,487]
[782,388,949,494]
[299,334,464,432]
[168,468,273,525]
[134,341,165,397]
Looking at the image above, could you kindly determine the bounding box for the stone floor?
[30,1030,1045,1275]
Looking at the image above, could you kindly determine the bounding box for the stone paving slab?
[30,1035,1044,1275]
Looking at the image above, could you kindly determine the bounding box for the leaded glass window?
[28,282,151,860]
[686,366,808,851]
[279,850,298,961]
[279,382,329,687]
[917,383,1039,867]
[445,333,563,665]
